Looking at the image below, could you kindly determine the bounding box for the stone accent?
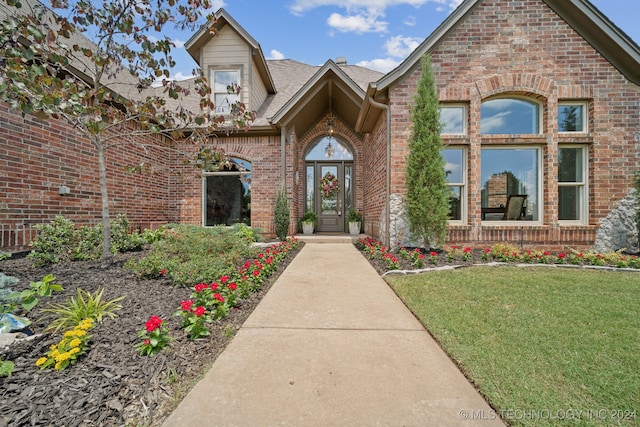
[594,192,639,253]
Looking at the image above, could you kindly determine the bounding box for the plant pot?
[348,221,361,235]
[302,221,314,235]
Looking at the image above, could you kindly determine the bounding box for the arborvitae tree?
[274,186,290,241]
[405,54,449,249]
[635,172,640,252]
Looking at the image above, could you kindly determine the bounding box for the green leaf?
[21,295,38,312]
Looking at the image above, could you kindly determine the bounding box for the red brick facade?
[365,0,639,250]
[1,0,638,252]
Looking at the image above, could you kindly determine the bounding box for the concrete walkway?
[162,241,504,427]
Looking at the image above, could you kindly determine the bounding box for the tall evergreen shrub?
[405,54,449,249]
[274,187,290,241]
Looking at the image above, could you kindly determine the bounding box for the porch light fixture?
[325,113,335,159]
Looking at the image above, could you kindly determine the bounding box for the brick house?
[1,0,639,251]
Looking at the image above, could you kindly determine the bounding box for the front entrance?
[304,137,354,233]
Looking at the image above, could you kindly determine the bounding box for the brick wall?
[383,0,640,249]
[0,103,172,250]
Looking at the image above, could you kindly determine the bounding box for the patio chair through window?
[502,195,528,220]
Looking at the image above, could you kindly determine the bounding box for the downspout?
[280,125,286,184]
[368,97,391,246]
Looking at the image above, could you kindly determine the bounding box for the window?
[481,148,540,221]
[440,105,466,135]
[558,102,587,133]
[481,98,540,134]
[305,137,353,161]
[203,158,251,226]
[558,147,587,222]
[212,69,240,114]
[442,148,465,221]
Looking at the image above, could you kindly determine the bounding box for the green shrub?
[274,186,290,241]
[111,214,145,253]
[71,224,103,261]
[28,215,75,266]
[0,252,11,261]
[126,225,259,287]
[41,287,125,332]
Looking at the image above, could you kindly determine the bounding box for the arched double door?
[305,137,354,233]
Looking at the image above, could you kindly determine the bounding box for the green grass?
[386,267,640,426]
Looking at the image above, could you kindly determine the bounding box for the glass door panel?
[318,164,342,232]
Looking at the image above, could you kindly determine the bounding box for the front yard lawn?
[386,267,639,426]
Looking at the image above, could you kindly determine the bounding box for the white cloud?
[355,57,400,73]
[268,49,286,60]
[173,39,186,49]
[289,0,461,15]
[403,15,417,27]
[210,0,226,10]
[327,12,387,33]
[384,35,421,57]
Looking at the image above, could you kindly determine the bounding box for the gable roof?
[268,60,382,135]
[357,0,640,132]
[185,8,276,95]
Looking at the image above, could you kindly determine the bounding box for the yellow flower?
[69,347,80,355]
[55,352,71,363]
[35,357,48,367]
[78,319,93,330]
[69,338,82,348]
[50,349,60,358]
[54,361,63,371]
[74,330,87,337]
[50,344,57,350]
[64,330,76,338]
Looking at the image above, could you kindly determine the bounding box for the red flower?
[258,253,264,259]
[220,275,230,284]
[243,261,251,269]
[543,251,550,256]
[160,269,166,275]
[252,270,260,277]
[558,253,567,259]
[266,256,273,265]
[463,247,472,253]
[210,282,219,291]
[194,283,208,293]
[145,315,163,332]
[144,339,150,345]
[484,248,491,253]
[418,254,425,260]
[181,300,194,311]
[194,306,206,317]
[430,251,437,257]
[228,283,237,291]
[214,293,225,303]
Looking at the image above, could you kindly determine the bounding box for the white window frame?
[480,96,543,135]
[480,146,543,224]
[440,104,467,135]
[558,101,588,134]
[211,68,241,115]
[442,147,467,223]
[558,145,588,224]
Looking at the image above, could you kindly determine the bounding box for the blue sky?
[166,0,640,79]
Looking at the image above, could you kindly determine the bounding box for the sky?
[162,0,640,80]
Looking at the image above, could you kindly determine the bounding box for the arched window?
[481,98,540,134]
[305,136,353,161]
[203,157,251,226]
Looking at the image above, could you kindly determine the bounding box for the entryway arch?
[304,136,354,233]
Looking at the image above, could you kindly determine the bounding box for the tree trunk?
[96,137,112,266]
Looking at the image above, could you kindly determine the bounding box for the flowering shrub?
[356,238,640,272]
[36,318,93,371]
[174,301,211,340]
[137,315,171,356]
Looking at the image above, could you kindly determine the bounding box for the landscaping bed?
[0,241,303,427]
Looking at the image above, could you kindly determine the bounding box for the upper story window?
[440,105,466,135]
[212,69,240,115]
[558,102,587,133]
[481,98,540,135]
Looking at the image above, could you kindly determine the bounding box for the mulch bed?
[0,242,303,427]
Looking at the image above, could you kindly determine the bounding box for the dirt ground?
[0,243,302,427]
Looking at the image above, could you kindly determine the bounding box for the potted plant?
[347,209,362,235]
[300,211,317,235]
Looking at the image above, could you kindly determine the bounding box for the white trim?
[440,104,467,136]
[480,145,543,225]
[558,145,588,225]
[558,101,589,134]
[480,96,543,136]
